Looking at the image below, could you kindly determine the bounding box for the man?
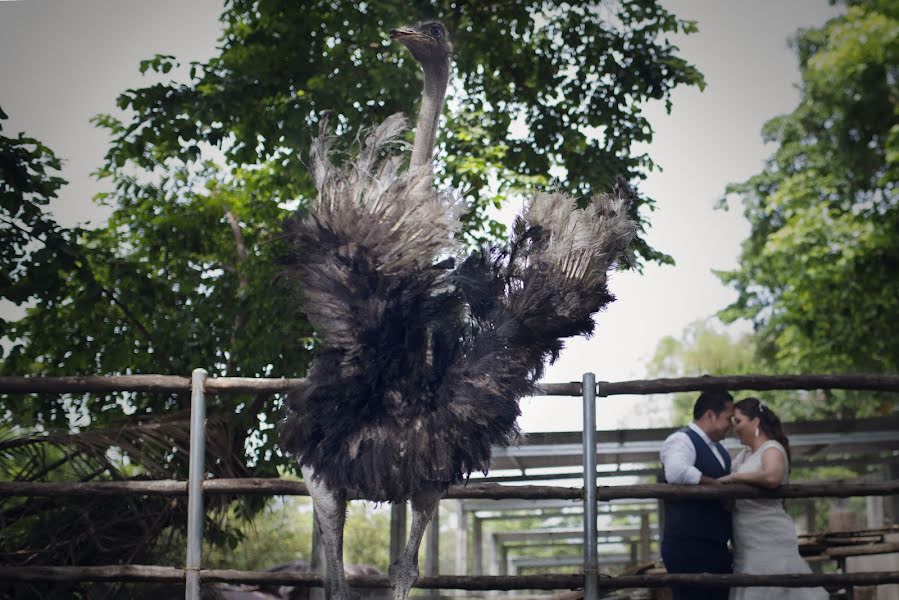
[660,390,735,600]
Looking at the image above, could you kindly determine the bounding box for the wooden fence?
[1,372,899,598]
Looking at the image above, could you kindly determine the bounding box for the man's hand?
[699,475,723,485]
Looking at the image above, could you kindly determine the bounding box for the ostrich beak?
[389,27,418,40]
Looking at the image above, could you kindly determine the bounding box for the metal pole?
[456,502,468,575]
[582,372,597,600]
[471,515,483,576]
[889,462,899,525]
[185,368,208,600]
[639,510,651,563]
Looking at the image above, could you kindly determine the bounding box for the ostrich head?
[390,21,453,169]
[389,21,453,66]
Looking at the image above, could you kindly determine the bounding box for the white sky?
[0,0,840,433]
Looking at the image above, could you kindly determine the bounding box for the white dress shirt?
[660,422,726,485]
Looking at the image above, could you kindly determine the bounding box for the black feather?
[279,116,635,502]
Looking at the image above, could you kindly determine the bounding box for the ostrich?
[280,20,636,600]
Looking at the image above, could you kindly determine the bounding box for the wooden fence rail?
[3,373,899,396]
[2,478,897,500]
[2,566,899,589]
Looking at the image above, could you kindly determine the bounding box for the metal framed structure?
[484,417,899,473]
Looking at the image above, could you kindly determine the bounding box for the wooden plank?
[445,484,582,500]
[824,542,899,558]
[594,480,899,501]
[0,565,184,583]
[2,479,898,501]
[596,374,899,396]
[2,567,899,590]
[0,375,192,394]
[0,375,302,395]
[3,373,898,396]
[609,571,899,589]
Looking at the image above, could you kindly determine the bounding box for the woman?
[718,397,827,600]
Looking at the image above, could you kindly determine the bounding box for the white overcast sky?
[0,0,840,432]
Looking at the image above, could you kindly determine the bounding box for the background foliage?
[2,0,704,454]
[6,0,894,586]
[645,319,807,422]
[648,0,898,424]
[0,0,704,580]
[716,0,898,417]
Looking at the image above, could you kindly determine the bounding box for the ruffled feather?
[280,115,635,502]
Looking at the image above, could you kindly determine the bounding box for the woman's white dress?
[729,440,828,600]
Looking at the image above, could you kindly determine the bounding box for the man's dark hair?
[692,390,734,420]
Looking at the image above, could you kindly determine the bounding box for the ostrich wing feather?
[507,187,635,349]
[430,186,636,477]
[280,113,635,502]
[284,114,464,370]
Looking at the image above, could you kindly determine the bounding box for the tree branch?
[223,207,250,374]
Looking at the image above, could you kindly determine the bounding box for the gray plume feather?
[280,114,635,502]
[521,190,634,287]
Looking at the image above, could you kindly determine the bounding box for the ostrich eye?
[429,24,443,38]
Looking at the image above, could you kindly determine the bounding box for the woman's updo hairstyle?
[734,397,791,465]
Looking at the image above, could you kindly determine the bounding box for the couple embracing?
[660,390,827,600]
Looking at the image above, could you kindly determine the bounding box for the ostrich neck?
[410,61,449,170]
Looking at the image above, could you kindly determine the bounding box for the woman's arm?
[718,447,786,489]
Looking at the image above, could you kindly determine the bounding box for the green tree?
[3,0,704,469]
[646,320,759,382]
[203,497,316,571]
[99,0,704,254]
[645,320,820,421]
[0,108,279,588]
[717,0,899,418]
[0,106,75,339]
[0,0,705,578]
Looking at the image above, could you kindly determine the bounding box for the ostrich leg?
[302,465,357,600]
[388,486,444,600]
